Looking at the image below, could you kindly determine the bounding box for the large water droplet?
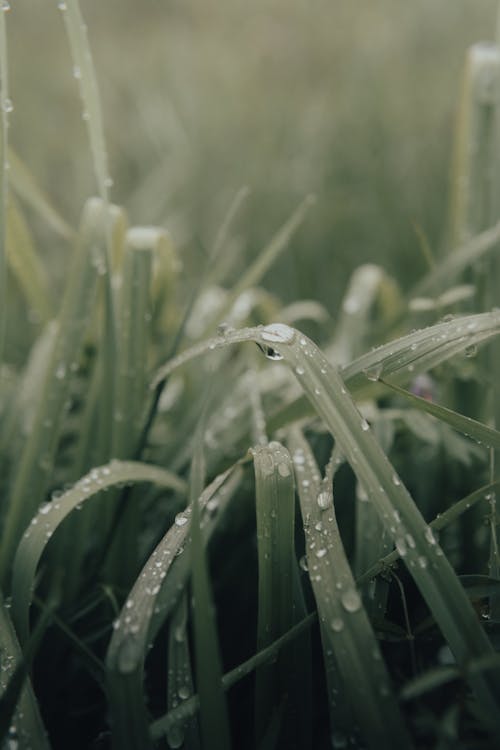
[340,589,361,613]
[116,635,140,674]
[174,513,188,527]
[260,323,295,344]
[317,491,332,510]
[331,617,344,632]
[166,724,185,749]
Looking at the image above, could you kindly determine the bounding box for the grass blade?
[189,415,232,750]
[6,197,52,323]
[152,322,500,729]
[252,441,297,746]
[0,198,107,588]
[380,378,500,449]
[0,3,9,368]
[150,612,317,742]
[288,427,412,750]
[0,593,51,750]
[11,459,186,645]
[106,464,239,750]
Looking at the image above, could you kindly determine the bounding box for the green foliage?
[2,3,500,750]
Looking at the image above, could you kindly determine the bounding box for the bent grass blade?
[287,427,412,750]
[11,460,186,645]
[105,465,239,750]
[151,321,500,728]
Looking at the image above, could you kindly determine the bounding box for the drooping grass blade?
[288,427,412,750]
[151,322,500,729]
[11,459,186,645]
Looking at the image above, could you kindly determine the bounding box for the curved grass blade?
[105,464,239,750]
[288,428,412,750]
[252,442,297,746]
[380,379,500,449]
[0,594,51,750]
[151,322,500,728]
[11,459,186,645]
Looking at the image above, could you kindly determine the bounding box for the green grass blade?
[11,459,186,645]
[189,417,232,750]
[380,379,500,449]
[262,325,500,726]
[113,230,153,458]
[252,441,296,745]
[6,197,52,323]
[151,322,500,728]
[411,220,500,298]
[0,198,107,588]
[58,0,111,204]
[106,464,238,750]
[288,427,412,750]
[0,593,51,750]
[357,481,500,586]
[8,148,74,241]
[150,613,317,742]
[0,4,9,369]
[166,595,200,750]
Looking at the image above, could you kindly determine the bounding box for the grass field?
[2,1,500,748]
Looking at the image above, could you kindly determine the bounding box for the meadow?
[2,1,500,748]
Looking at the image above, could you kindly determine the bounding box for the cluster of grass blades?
[2,2,500,749]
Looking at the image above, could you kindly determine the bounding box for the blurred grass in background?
[5,0,499,356]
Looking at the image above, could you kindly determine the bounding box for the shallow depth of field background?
[6,0,500,351]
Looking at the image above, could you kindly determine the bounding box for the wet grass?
[2,2,500,749]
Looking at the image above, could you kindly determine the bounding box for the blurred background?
[6,0,500,321]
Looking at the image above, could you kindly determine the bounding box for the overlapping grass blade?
[105,464,239,750]
[150,612,317,742]
[152,322,500,728]
[0,593,51,750]
[380,379,500,449]
[11,459,186,645]
[252,441,296,745]
[357,481,500,585]
[0,198,110,588]
[287,427,412,750]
